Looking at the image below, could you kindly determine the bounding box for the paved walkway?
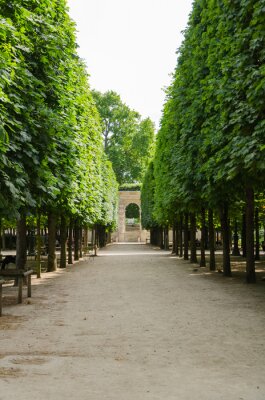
[1,244,265,399]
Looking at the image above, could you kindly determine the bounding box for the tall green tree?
[93,89,155,184]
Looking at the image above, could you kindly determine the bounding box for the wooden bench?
[0,269,33,306]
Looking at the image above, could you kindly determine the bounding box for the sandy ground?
[1,243,265,400]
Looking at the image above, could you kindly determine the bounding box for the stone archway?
[111,191,148,243]
[125,203,140,232]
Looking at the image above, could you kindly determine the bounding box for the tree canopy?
[92,89,155,185]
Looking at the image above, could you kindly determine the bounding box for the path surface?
[1,244,265,399]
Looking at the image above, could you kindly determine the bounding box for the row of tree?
[0,0,118,271]
[141,0,265,283]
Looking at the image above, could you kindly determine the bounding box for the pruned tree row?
[141,0,265,283]
[0,0,118,271]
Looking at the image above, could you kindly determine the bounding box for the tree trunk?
[2,225,6,251]
[151,227,159,246]
[84,228,88,252]
[36,212,41,278]
[79,227,83,258]
[205,225,209,250]
[246,187,256,283]
[154,227,161,247]
[27,227,35,256]
[216,230,220,245]
[60,215,67,268]
[159,227,164,249]
[172,223,176,254]
[179,214,183,258]
[107,230,111,246]
[99,225,108,248]
[0,219,2,257]
[255,207,260,261]
[232,220,241,256]
[241,212,246,258]
[150,228,154,245]
[74,221,79,261]
[229,218,232,252]
[47,212,57,272]
[200,208,206,267]
[164,227,169,250]
[262,224,265,253]
[68,219,73,264]
[156,227,160,247]
[150,228,153,245]
[94,225,98,248]
[16,212,27,270]
[220,204,231,277]
[208,209,216,271]
[184,213,189,260]
[91,228,94,247]
[175,220,179,256]
[190,213,197,264]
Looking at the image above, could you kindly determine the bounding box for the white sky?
[67,0,193,129]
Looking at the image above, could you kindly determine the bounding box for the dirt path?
[1,244,265,399]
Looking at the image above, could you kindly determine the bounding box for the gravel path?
[1,243,265,399]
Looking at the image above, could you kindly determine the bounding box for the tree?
[93,90,155,184]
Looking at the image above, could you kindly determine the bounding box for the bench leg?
[27,274,31,298]
[0,283,2,317]
[18,277,23,304]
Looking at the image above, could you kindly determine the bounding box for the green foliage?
[141,161,157,229]
[119,183,142,191]
[93,90,155,184]
[143,0,265,228]
[153,97,180,225]
[98,154,119,230]
[0,0,118,229]
[125,203,140,219]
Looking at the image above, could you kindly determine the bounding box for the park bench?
[0,269,33,308]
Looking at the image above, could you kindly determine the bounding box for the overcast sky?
[67,0,193,129]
